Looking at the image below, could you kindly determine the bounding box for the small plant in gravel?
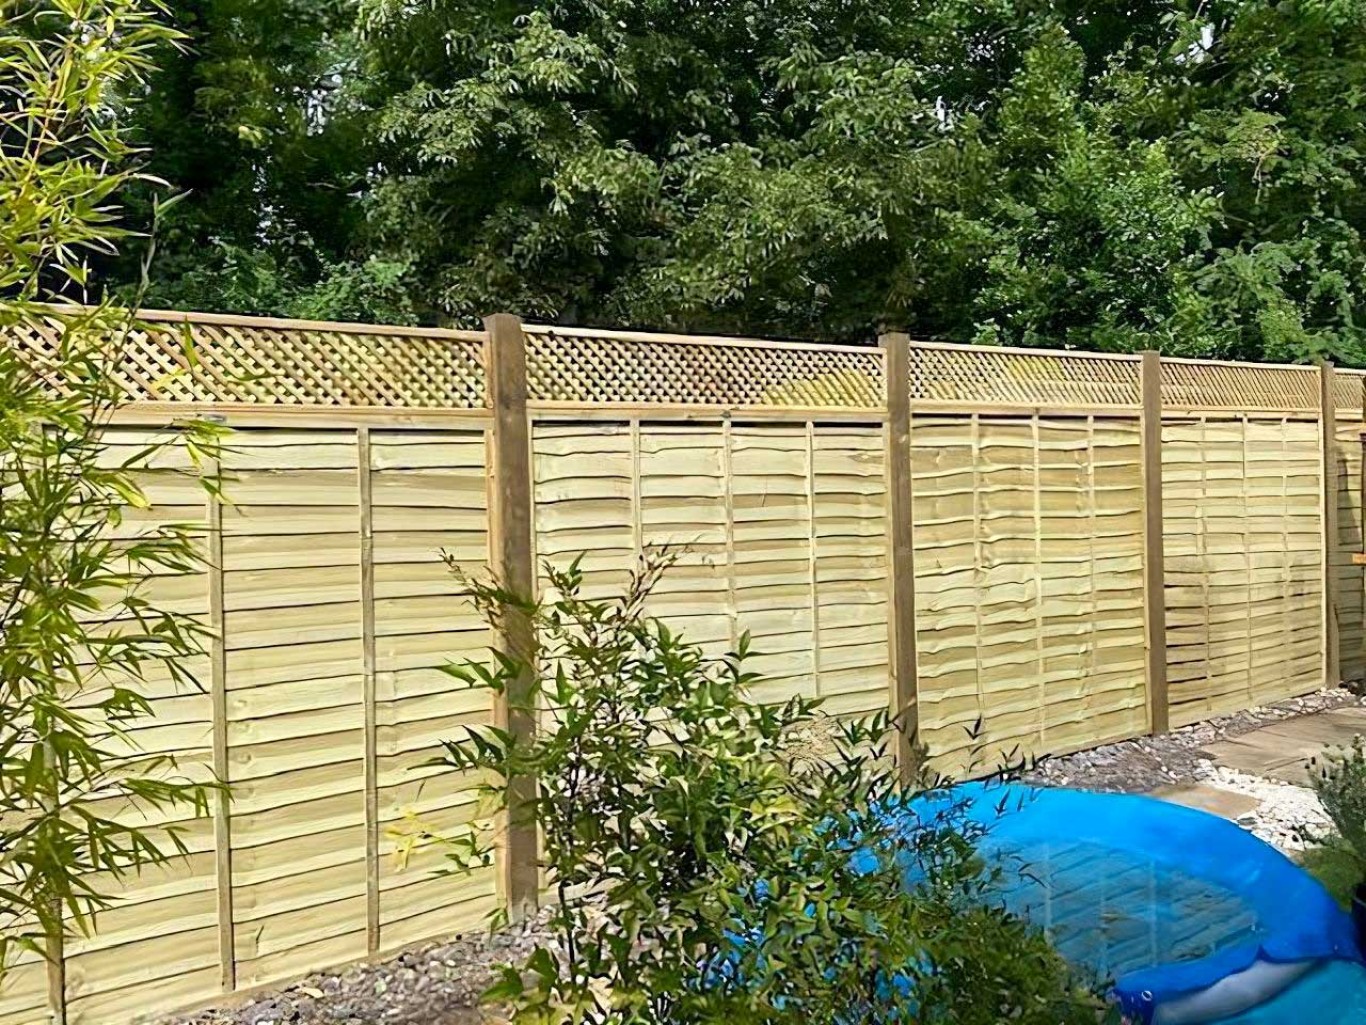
[432,549,1114,1025]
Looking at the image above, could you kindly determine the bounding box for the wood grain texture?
[911,415,1146,774]
[1336,418,1365,683]
[219,431,367,992]
[358,429,380,954]
[54,431,219,1025]
[1141,352,1169,733]
[880,333,919,774]
[1321,364,1341,687]
[208,452,235,993]
[369,430,495,951]
[485,314,540,921]
[1163,417,1323,726]
[532,423,889,717]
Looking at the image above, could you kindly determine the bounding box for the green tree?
[106,0,409,321]
[96,0,1366,364]
[345,0,1366,361]
[0,0,222,983]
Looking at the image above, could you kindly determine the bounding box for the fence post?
[1140,351,1169,734]
[878,332,919,781]
[1321,361,1341,689]
[206,454,235,992]
[357,427,380,955]
[484,313,539,921]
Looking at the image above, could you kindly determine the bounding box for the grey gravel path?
[164,915,553,1025]
[1025,687,1366,793]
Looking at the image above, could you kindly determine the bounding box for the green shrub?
[1304,736,1366,897]
[1299,845,1357,910]
[433,551,1114,1025]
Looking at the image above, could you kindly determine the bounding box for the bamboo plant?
[0,0,223,988]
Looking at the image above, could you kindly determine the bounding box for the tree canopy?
[108,0,1366,361]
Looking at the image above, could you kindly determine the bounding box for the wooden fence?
[2,309,1363,1025]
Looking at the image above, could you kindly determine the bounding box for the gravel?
[1198,764,1334,852]
[1025,687,1366,794]
[165,914,554,1025]
[1028,686,1366,856]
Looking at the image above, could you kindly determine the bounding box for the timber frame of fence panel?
[4,305,1365,1025]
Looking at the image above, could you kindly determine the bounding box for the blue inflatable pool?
[899,784,1363,1024]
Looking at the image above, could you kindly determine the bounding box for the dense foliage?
[431,553,1114,1025]
[108,0,1366,362]
[1304,737,1366,895]
[0,0,221,978]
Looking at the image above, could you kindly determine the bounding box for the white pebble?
[1194,762,1332,852]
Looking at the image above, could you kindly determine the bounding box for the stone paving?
[1200,707,1366,786]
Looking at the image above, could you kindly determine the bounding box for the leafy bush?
[434,551,1113,1024]
[1304,737,1366,895]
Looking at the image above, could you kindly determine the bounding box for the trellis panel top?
[3,308,1355,418]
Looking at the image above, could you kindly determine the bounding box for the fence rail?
[3,309,1364,1025]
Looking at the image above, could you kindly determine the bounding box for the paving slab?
[1201,706,1366,785]
[1150,783,1261,820]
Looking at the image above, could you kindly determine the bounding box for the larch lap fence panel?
[910,414,1147,771]
[531,423,891,716]
[0,312,498,1025]
[3,309,1362,1025]
[1335,369,1366,684]
[904,346,1149,771]
[1162,417,1323,726]
[1157,360,1332,728]
[64,435,218,1025]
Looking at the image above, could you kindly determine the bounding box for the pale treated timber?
[528,402,884,424]
[722,420,739,649]
[908,338,1143,361]
[1163,406,1320,420]
[135,307,483,341]
[804,423,822,699]
[879,332,919,779]
[1322,362,1342,689]
[357,428,380,953]
[908,400,1140,418]
[1141,352,1169,735]
[484,314,540,921]
[207,455,236,992]
[523,322,880,356]
[108,404,494,430]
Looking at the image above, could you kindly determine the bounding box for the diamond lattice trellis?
[1335,370,1365,418]
[5,312,487,408]
[1161,360,1319,414]
[910,344,1142,408]
[523,328,885,409]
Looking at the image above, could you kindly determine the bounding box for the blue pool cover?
[895,783,1363,1023]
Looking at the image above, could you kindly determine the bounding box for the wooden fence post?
[879,332,919,781]
[1140,351,1169,734]
[206,455,235,992]
[1321,361,1341,689]
[357,428,380,955]
[484,314,539,921]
